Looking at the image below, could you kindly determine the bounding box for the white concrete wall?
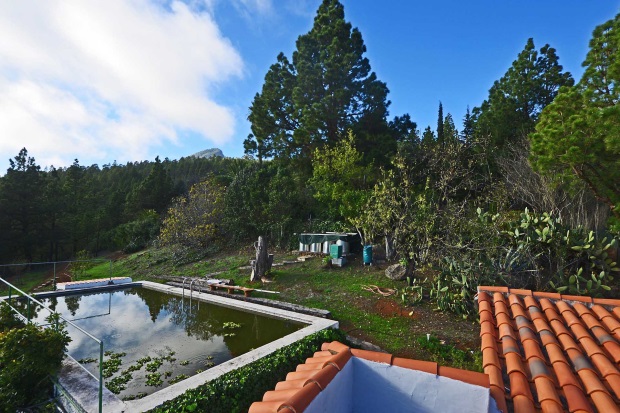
[305,359,353,413]
[305,357,500,413]
[353,358,493,413]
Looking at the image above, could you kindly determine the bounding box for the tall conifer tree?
[246,0,393,170]
[437,102,445,144]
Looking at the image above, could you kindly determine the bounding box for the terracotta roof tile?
[350,348,392,365]
[512,394,536,412]
[321,341,349,354]
[438,365,490,388]
[262,388,302,402]
[481,334,499,352]
[593,297,620,307]
[484,364,504,389]
[481,321,498,338]
[510,288,533,296]
[561,295,593,304]
[295,363,323,372]
[562,384,593,413]
[589,392,620,413]
[479,299,494,315]
[322,348,352,371]
[392,357,437,374]
[305,355,332,364]
[478,286,620,413]
[304,364,339,390]
[275,378,307,391]
[249,341,498,413]
[481,286,509,293]
[282,381,321,412]
[489,386,508,413]
[286,369,319,381]
[533,291,561,300]
[248,400,282,413]
[312,350,332,358]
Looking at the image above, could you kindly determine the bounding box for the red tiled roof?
[477,286,620,413]
[248,341,491,413]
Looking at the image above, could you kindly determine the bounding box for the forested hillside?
[2,0,620,305]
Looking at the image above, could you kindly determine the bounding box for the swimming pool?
[33,285,304,400]
[31,281,338,412]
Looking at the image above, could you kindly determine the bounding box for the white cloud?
[0,0,243,170]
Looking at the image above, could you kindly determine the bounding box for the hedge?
[150,328,347,413]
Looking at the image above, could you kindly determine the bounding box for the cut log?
[250,236,272,282]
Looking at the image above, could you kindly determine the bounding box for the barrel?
[363,245,373,265]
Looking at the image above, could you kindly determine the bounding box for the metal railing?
[0,277,104,413]
[0,259,113,291]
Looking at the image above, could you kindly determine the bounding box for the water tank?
[363,245,373,265]
[330,244,343,259]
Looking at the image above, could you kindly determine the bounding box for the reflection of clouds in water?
[39,290,233,367]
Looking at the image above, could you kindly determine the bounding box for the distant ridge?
[191,148,224,159]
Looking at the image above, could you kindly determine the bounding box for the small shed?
[298,233,360,255]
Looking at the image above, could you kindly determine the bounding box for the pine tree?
[475,38,573,150]
[0,148,45,261]
[246,0,393,170]
[421,126,436,148]
[436,102,444,144]
[461,106,474,142]
[530,14,620,216]
[443,113,458,144]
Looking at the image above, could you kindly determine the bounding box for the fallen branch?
[361,285,396,297]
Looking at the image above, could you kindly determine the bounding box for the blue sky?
[0,0,618,173]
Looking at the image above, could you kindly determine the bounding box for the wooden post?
[251,236,272,282]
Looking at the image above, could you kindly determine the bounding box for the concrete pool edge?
[124,281,339,412]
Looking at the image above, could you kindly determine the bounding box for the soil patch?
[374,298,418,318]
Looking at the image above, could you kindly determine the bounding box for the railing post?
[53,262,57,291]
[109,260,112,283]
[99,341,104,413]
[27,299,31,322]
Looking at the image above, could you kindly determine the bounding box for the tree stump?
[250,236,272,282]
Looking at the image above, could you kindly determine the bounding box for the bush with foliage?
[0,303,71,411]
[428,208,620,318]
[113,210,161,253]
[150,328,346,413]
[416,335,482,372]
[159,177,225,250]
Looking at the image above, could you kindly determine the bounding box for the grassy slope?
[5,247,482,371]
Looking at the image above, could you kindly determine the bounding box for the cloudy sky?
[0,1,618,173]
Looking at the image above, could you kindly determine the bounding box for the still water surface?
[33,287,304,399]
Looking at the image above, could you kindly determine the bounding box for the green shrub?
[0,304,71,411]
[416,335,482,372]
[433,208,620,318]
[150,328,346,413]
[114,210,161,253]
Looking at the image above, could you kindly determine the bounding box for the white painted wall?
[305,359,353,413]
[306,357,501,413]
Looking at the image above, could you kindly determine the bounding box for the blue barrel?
[363,245,373,265]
